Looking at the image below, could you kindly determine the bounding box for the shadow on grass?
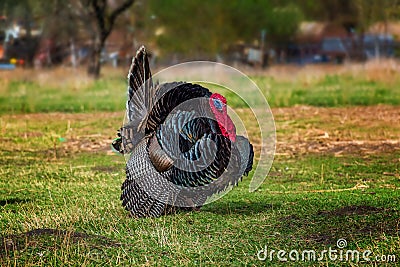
[280,205,400,246]
[202,200,276,215]
[0,228,121,257]
[0,198,31,207]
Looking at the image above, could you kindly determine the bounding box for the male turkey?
[112,46,254,218]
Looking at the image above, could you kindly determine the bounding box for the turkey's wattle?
[114,46,254,218]
[209,93,236,142]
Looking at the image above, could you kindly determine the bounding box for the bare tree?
[84,0,135,78]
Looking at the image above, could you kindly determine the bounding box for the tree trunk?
[86,0,135,78]
[88,37,104,78]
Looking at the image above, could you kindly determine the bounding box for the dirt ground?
[2,105,398,158]
[273,105,400,157]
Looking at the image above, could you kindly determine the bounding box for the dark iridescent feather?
[116,46,254,218]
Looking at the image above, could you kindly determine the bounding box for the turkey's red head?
[209,93,236,142]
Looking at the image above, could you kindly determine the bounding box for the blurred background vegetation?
[1,0,400,77]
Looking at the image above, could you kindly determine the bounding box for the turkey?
[112,46,254,218]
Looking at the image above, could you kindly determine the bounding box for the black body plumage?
[115,46,254,218]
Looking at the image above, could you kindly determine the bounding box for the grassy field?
[1,63,399,266]
[1,60,400,114]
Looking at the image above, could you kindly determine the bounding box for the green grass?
[1,150,399,266]
[0,78,126,114]
[1,72,400,114]
[1,109,399,266]
[0,68,399,265]
[254,74,400,108]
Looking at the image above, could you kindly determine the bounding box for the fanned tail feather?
[127,45,153,123]
[114,46,155,154]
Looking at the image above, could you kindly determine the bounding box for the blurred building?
[368,22,400,40]
[290,21,350,64]
[277,21,399,65]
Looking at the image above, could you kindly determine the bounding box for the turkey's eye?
[213,99,223,111]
